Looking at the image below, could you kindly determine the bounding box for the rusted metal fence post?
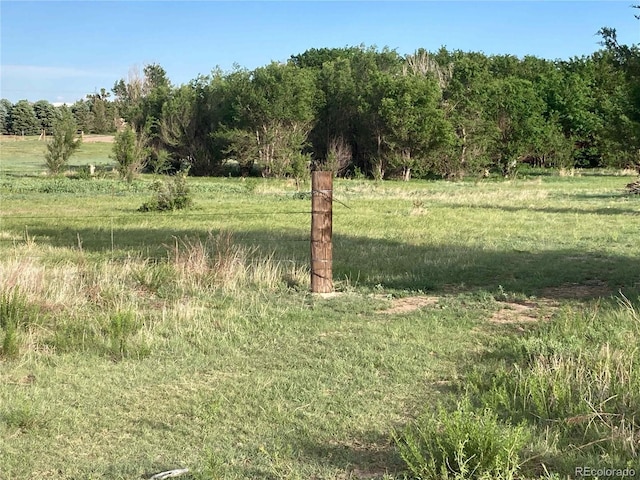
[311,171,333,293]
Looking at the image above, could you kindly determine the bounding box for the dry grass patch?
[489,300,556,325]
[377,295,439,315]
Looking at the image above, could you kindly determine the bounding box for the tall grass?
[0,231,309,360]
[395,295,640,478]
[167,230,309,293]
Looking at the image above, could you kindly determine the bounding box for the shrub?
[139,169,192,212]
[395,399,528,480]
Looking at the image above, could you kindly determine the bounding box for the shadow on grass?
[293,431,405,479]
[444,202,640,216]
[15,224,640,300]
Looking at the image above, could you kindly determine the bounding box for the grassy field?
[0,135,116,175]
[1,139,639,479]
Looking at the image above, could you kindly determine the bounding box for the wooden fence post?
[311,171,333,293]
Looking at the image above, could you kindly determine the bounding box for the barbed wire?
[0,211,313,221]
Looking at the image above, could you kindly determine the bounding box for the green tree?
[160,75,228,176]
[71,100,95,134]
[484,77,548,176]
[380,73,450,180]
[113,64,171,134]
[33,100,58,135]
[44,109,82,175]
[112,126,149,182]
[228,62,317,177]
[350,47,403,176]
[596,21,640,169]
[87,88,114,134]
[9,100,39,136]
[0,99,12,134]
[311,56,357,169]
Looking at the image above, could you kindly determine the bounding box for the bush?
[139,169,192,212]
[395,399,528,480]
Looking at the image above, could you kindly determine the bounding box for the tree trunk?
[402,149,411,181]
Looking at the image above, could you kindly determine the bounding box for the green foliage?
[289,151,311,189]
[139,169,192,211]
[148,148,172,174]
[32,100,58,134]
[44,109,82,175]
[380,73,451,180]
[225,62,317,177]
[71,99,95,133]
[9,100,39,136]
[0,289,36,358]
[112,126,149,182]
[107,310,140,359]
[91,33,640,180]
[395,400,529,479]
[477,298,640,465]
[86,89,115,134]
[0,98,12,134]
[159,81,222,175]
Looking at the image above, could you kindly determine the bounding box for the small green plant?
[395,399,528,479]
[139,169,192,212]
[131,261,177,299]
[107,310,139,359]
[290,151,311,191]
[2,403,39,431]
[353,166,368,180]
[0,289,33,358]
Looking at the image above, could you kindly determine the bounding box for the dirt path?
[82,135,114,143]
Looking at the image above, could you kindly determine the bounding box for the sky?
[1,1,638,104]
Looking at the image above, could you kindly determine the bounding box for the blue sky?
[1,1,638,104]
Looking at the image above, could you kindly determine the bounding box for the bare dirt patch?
[490,301,542,324]
[489,299,558,326]
[82,135,114,143]
[377,295,439,315]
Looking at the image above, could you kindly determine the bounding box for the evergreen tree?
[8,100,39,135]
[44,109,82,175]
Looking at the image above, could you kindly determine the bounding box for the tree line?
[3,25,638,180]
[1,89,117,138]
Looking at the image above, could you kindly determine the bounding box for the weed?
[107,310,140,359]
[0,288,37,358]
[131,261,177,298]
[395,399,529,479]
[2,402,40,431]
